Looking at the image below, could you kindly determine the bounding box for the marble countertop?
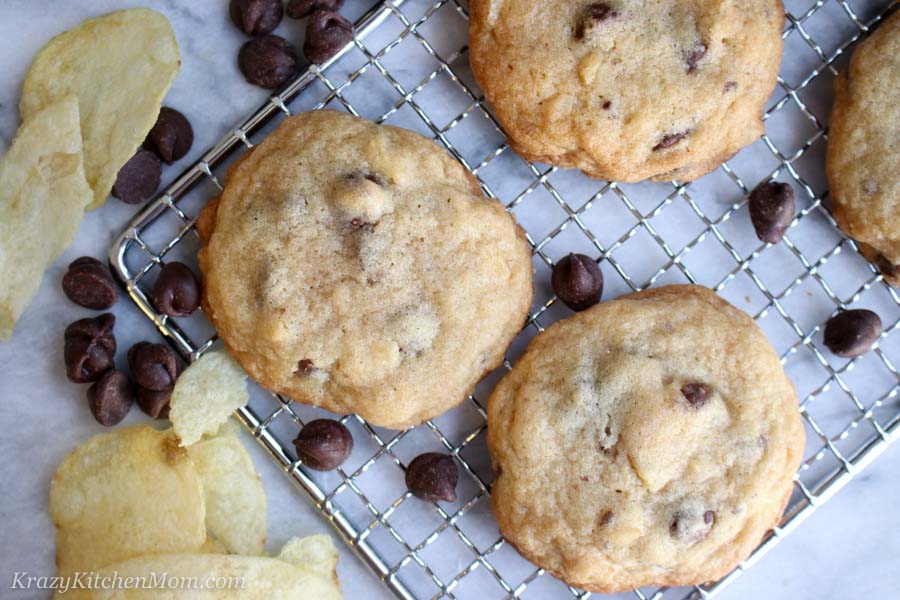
[0,1,897,599]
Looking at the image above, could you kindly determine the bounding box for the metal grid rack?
[109,0,899,598]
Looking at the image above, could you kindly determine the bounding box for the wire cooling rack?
[109,0,899,598]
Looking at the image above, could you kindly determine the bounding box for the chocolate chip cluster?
[60,256,201,426]
[230,0,355,90]
[112,106,194,206]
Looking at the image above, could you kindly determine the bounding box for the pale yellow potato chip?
[277,535,340,586]
[88,554,343,599]
[170,350,249,446]
[50,426,206,578]
[0,94,92,339]
[20,8,179,209]
[200,535,230,554]
[188,432,267,555]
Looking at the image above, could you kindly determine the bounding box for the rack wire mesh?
[109,0,899,598]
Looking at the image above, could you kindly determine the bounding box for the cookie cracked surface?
[198,110,533,429]
[826,10,900,285]
[469,0,784,182]
[487,285,804,591]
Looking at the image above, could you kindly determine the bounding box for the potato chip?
[278,535,340,585]
[50,426,206,577]
[20,8,179,209]
[88,554,343,599]
[170,350,249,446]
[0,95,92,339]
[200,535,230,554]
[188,431,267,555]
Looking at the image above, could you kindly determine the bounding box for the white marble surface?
[0,1,897,599]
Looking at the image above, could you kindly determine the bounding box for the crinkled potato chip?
[170,350,249,446]
[50,426,206,577]
[88,554,343,599]
[188,431,267,555]
[20,8,179,209]
[0,95,92,339]
[278,535,340,585]
[200,535,230,554]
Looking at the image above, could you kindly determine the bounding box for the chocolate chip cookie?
[469,0,784,182]
[487,285,804,591]
[826,10,899,285]
[197,110,533,429]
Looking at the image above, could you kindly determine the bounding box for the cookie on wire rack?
[468,0,784,182]
[487,284,804,592]
[197,110,533,429]
[826,9,899,286]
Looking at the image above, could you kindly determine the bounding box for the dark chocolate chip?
[62,257,117,310]
[685,42,707,73]
[575,2,620,39]
[128,342,178,391]
[293,419,354,470]
[652,130,690,152]
[680,383,711,409]
[600,510,614,526]
[87,370,134,426]
[823,309,882,358]
[748,181,795,244]
[724,80,738,92]
[229,0,283,36]
[136,387,172,419]
[295,358,316,376]
[152,262,201,318]
[64,314,116,383]
[601,99,612,110]
[286,0,344,19]
[406,453,458,502]
[670,509,715,542]
[551,253,603,311]
[145,107,194,165]
[112,150,162,205]
[304,10,354,64]
[238,35,298,89]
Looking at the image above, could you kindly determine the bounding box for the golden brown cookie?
[198,110,533,429]
[827,10,899,285]
[469,0,784,182]
[488,285,804,591]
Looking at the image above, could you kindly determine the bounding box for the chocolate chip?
[295,358,316,376]
[670,509,715,542]
[128,342,178,391]
[238,35,298,89]
[87,370,134,426]
[304,10,354,64]
[286,0,344,19]
[685,42,707,73]
[600,510,614,526]
[406,453,458,503]
[724,80,738,92]
[551,253,603,311]
[748,181,795,244]
[601,99,612,110]
[64,314,116,383]
[575,2,620,39]
[152,262,201,318]
[145,107,194,165]
[137,387,172,419]
[823,309,882,358]
[680,383,711,408]
[230,0,283,36]
[112,150,162,205]
[62,257,117,310]
[652,130,690,152]
[293,419,354,470]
